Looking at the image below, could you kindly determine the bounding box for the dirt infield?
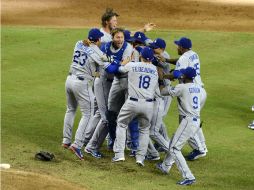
[1,169,87,190]
[2,0,254,32]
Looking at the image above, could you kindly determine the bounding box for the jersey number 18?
[139,75,151,89]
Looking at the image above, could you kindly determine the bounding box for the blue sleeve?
[100,43,107,53]
[105,60,121,74]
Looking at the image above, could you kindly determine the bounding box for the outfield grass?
[1,27,254,190]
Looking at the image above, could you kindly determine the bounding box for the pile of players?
[61,8,207,186]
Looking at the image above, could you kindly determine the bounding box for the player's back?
[70,41,102,78]
[126,62,159,99]
[176,50,204,87]
[177,83,201,118]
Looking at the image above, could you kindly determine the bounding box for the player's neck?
[184,79,193,84]
[102,27,111,34]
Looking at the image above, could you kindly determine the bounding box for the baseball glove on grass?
[35,151,55,161]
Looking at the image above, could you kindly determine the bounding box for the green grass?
[1,26,254,190]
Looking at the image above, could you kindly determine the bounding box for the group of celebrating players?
[61,8,208,186]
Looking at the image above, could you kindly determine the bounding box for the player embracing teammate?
[61,8,208,186]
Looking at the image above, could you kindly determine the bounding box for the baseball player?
[81,8,119,151]
[112,47,159,167]
[156,67,200,185]
[140,38,172,160]
[62,28,116,160]
[100,8,155,44]
[84,28,133,157]
[248,105,254,129]
[167,37,208,160]
[249,120,254,129]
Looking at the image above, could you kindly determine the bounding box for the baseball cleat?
[84,148,103,158]
[145,155,160,161]
[129,150,136,157]
[177,178,196,186]
[69,145,84,160]
[187,149,206,161]
[136,160,145,167]
[112,156,125,162]
[62,143,71,149]
[248,122,254,130]
[251,106,254,112]
[156,163,169,174]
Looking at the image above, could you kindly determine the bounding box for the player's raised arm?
[132,23,156,34]
[156,54,179,65]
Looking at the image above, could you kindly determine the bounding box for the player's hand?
[157,67,164,80]
[144,23,156,32]
[156,54,166,63]
[121,57,131,65]
[101,54,110,62]
[94,71,100,78]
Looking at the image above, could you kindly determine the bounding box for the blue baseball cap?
[130,32,148,44]
[174,37,192,49]
[141,47,154,61]
[149,38,166,49]
[124,30,132,42]
[180,67,197,79]
[88,28,104,41]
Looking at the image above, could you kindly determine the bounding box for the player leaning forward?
[157,67,201,185]
[112,47,159,166]
[62,28,115,160]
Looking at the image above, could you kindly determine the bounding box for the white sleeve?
[118,62,133,73]
[161,84,183,97]
[175,56,188,70]
[89,46,111,68]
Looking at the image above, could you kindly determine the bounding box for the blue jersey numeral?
[139,75,151,89]
[193,63,200,75]
[73,50,87,66]
[193,96,199,109]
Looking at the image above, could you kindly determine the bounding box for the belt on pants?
[129,97,156,102]
[68,73,93,81]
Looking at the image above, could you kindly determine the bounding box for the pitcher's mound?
[1,169,87,190]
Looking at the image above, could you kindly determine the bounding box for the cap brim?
[174,40,180,46]
[131,37,146,44]
[99,32,104,38]
[126,37,135,42]
[149,43,159,49]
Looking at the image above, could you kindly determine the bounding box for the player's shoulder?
[186,50,199,60]
[162,51,170,59]
[125,42,133,51]
[175,83,186,90]
[75,40,84,48]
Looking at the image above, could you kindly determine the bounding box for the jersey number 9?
[193,96,199,109]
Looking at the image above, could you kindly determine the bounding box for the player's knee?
[169,146,180,154]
